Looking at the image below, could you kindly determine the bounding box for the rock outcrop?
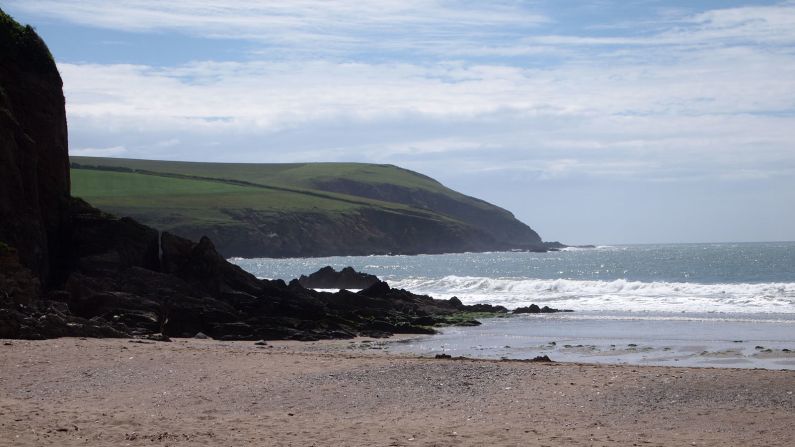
[512,304,572,314]
[298,266,380,290]
[3,196,507,341]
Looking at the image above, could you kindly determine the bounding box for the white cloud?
[447,2,795,61]
[57,38,795,180]
[12,0,795,60]
[8,0,548,53]
[12,0,794,187]
[59,44,795,126]
[69,145,127,157]
[680,2,795,44]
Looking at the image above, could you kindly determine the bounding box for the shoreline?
[387,313,795,371]
[2,337,793,446]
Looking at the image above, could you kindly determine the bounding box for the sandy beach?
[1,338,793,446]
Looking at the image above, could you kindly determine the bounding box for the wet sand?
[1,337,793,446]
[387,314,795,370]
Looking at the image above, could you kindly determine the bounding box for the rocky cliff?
[0,11,70,286]
[312,177,541,248]
[0,10,509,340]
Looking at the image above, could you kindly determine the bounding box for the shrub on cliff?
[0,9,55,72]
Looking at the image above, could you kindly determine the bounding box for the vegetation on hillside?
[70,157,544,257]
[0,9,55,71]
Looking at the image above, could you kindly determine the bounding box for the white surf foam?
[559,245,618,252]
[388,276,795,313]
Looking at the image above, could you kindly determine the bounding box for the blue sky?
[4,0,795,244]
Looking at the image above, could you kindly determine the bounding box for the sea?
[231,242,795,369]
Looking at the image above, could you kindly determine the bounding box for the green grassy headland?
[70,156,542,257]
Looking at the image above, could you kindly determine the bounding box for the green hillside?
[70,156,544,257]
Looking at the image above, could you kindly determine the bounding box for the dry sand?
[1,337,793,446]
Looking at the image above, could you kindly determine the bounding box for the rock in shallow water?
[298,266,380,290]
[512,304,571,314]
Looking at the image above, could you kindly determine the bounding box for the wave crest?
[388,276,795,313]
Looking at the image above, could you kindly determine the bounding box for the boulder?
[513,304,571,314]
[447,296,464,308]
[357,280,392,298]
[513,304,541,314]
[466,303,509,313]
[0,244,40,306]
[298,266,380,289]
[161,232,263,296]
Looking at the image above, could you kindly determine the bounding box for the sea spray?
[388,276,795,313]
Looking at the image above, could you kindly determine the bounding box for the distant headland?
[70,156,560,258]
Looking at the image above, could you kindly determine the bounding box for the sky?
[4,0,795,245]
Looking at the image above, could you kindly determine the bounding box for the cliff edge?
[0,10,70,285]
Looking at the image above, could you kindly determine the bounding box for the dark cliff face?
[98,205,528,258]
[210,178,543,258]
[312,178,542,247]
[181,207,494,258]
[0,10,70,285]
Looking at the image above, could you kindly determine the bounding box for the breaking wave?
[388,276,795,313]
[558,245,619,252]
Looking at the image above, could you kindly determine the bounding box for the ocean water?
[232,242,795,369]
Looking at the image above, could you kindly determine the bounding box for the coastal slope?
[70,157,545,257]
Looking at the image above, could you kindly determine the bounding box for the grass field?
[70,156,493,208]
[70,157,502,219]
[71,164,411,230]
[69,156,540,257]
[72,168,369,212]
[71,157,444,190]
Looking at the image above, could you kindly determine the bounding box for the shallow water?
[385,312,795,370]
[232,242,795,368]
